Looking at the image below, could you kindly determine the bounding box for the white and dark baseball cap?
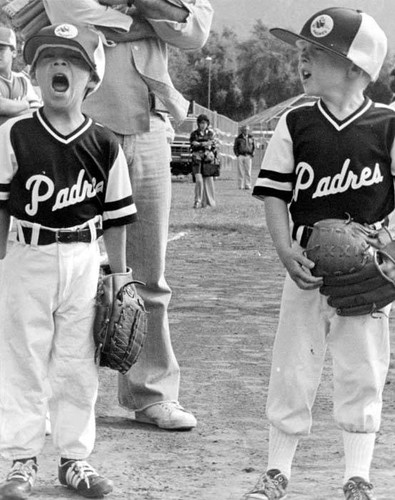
[23,23,105,94]
[270,7,387,81]
[0,26,16,49]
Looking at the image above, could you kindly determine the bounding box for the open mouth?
[52,73,69,93]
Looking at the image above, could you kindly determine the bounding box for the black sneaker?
[242,469,288,499]
[343,477,376,500]
[58,460,113,498]
[0,459,37,499]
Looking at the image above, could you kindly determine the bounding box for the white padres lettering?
[25,169,104,216]
[294,160,384,201]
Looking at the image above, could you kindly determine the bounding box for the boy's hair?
[197,114,210,125]
[23,23,105,96]
[270,7,387,82]
[0,25,16,50]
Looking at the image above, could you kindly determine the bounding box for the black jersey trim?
[317,97,372,131]
[252,186,293,203]
[36,108,92,144]
[257,170,294,182]
[104,195,134,211]
[103,213,137,230]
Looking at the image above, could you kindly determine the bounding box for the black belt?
[17,224,103,245]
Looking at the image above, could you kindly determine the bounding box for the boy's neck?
[42,106,86,135]
[321,90,365,121]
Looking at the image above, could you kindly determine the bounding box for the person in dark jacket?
[233,125,255,189]
[190,114,217,208]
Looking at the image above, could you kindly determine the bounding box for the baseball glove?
[320,241,395,316]
[93,266,147,374]
[304,218,376,277]
[303,217,395,316]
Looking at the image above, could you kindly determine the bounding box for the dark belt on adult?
[17,223,103,245]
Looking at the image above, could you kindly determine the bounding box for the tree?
[169,27,242,117]
[236,20,302,119]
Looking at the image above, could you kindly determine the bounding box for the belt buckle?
[56,229,74,244]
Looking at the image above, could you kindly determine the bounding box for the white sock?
[267,425,299,480]
[343,431,376,483]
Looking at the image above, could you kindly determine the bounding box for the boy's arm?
[264,196,322,290]
[0,96,30,117]
[103,225,127,274]
[0,208,10,259]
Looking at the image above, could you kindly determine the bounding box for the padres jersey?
[0,108,137,229]
[253,97,395,234]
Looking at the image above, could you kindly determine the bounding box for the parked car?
[170,117,196,176]
[170,138,193,176]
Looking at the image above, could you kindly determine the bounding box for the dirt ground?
[1,164,395,499]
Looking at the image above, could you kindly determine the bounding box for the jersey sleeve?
[0,120,18,208]
[252,112,295,203]
[102,144,137,229]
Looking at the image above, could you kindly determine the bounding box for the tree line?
[169,19,395,121]
[2,10,394,122]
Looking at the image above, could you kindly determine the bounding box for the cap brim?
[270,27,351,64]
[24,36,95,73]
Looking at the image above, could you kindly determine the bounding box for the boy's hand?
[279,246,323,290]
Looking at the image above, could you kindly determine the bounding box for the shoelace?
[253,473,281,494]
[155,401,187,413]
[348,481,374,500]
[7,461,36,485]
[64,461,98,490]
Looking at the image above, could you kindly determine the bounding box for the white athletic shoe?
[135,401,197,430]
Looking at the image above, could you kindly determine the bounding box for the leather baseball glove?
[93,266,147,374]
[304,218,376,277]
[305,218,395,316]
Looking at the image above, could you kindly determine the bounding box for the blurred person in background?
[233,125,255,190]
[190,113,218,208]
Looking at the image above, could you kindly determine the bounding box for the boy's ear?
[348,63,364,80]
[29,67,38,86]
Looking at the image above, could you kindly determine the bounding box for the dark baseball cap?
[24,23,105,94]
[0,26,16,48]
[270,7,387,81]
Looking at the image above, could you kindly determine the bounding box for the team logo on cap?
[54,24,78,39]
[310,14,334,38]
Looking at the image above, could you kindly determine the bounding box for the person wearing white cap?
[0,23,137,499]
[0,25,41,126]
[244,7,393,500]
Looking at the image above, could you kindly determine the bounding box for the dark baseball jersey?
[0,108,136,229]
[253,97,395,234]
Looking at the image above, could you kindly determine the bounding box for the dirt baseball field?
[1,163,395,499]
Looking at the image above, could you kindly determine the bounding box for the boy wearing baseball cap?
[244,8,393,500]
[0,23,136,499]
[0,25,40,126]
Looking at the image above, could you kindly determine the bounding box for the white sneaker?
[135,401,197,430]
